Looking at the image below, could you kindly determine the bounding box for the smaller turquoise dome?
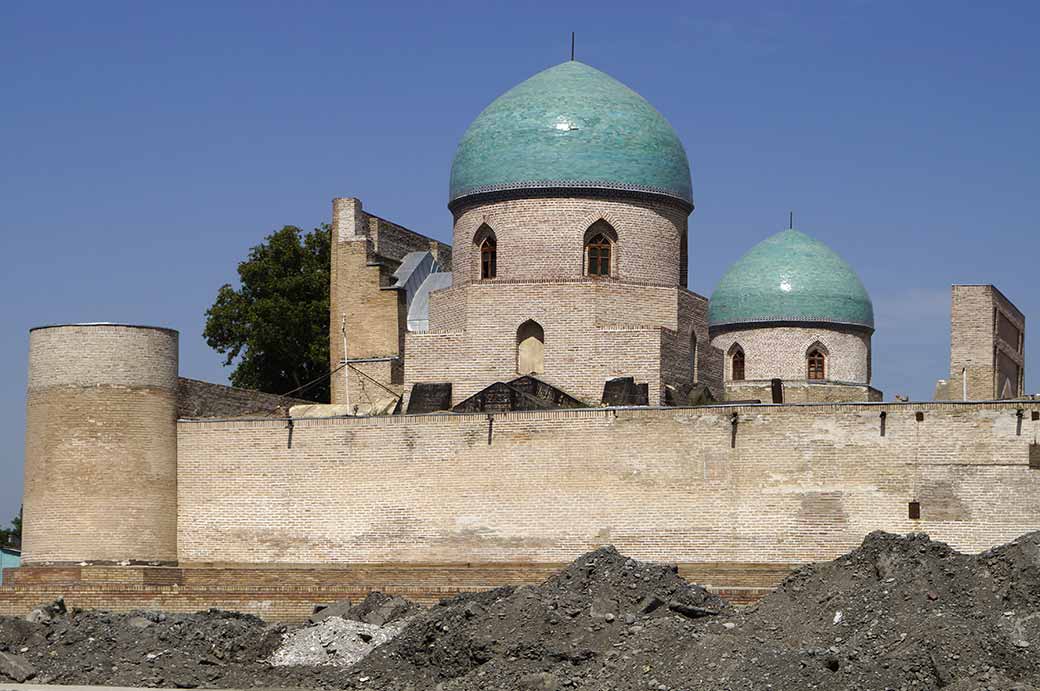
[709,229,874,330]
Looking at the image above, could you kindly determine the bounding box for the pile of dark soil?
[344,545,730,690]
[0,603,347,688]
[342,534,1040,691]
[3,531,1040,690]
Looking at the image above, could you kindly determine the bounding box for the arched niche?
[516,320,545,375]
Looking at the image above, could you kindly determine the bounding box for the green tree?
[0,507,21,548]
[204,225,331,402]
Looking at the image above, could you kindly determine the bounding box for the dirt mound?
[342,545,729,690]
[0,605,343,688]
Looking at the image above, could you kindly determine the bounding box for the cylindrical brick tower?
[23,324,179,565]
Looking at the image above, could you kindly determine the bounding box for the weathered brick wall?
[711,325,872,385]
[450,196,688,287]
[176,378,309,418]
[369,214,452,268]
[329,198,451,406]
[946,285,1026,400]
[176,401,1040,568]
[406,281,708,405]
[0,559,778,621]
[24,325,179,565]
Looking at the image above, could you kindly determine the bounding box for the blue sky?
[1,0,1037,522]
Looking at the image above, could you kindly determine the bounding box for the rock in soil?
[0,650,36,682]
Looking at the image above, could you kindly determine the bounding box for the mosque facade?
[329,60,978,414]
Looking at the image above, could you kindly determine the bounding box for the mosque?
[327,59,1017,415]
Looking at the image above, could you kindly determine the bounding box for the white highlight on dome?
[554,118,578,131]
[779,280,793,292]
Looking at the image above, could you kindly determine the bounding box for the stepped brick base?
[0,562,794,623]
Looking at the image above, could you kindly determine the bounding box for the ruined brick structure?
[936,285,1026,401]
[7,58,1035,619]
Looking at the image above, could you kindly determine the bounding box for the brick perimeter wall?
[176,401,1040,567]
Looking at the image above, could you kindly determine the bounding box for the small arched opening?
[690,331,699,383]
[584,220,618,278]
[729,345,745,381]
[806,342,828,381]
[517,320,545,375]
[474,224,497,280]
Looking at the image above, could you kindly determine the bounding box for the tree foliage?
[0,507,21,548]
[204,225,331,402]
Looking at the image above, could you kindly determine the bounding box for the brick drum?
[710,324,877,401]
[23,324,179,565]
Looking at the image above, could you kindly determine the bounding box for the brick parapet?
[176,400,1040,568]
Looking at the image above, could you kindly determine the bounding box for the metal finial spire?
[571,32,575,61]
[789,211,794,229]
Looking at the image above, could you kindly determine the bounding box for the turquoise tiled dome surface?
[449,61,692,206]
[709,229,874,330]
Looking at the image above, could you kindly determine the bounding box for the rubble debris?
[269,617,407,668]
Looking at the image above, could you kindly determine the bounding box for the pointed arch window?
[730,347,745,381]
[807,348,826,380]
[480,237,497,279]
[475,224,497,280]
[584,220,617,278]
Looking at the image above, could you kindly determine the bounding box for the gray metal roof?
[407,271,454,332]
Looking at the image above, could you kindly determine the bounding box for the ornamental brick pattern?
[175,401,1040,568]
[450,196,688,287]
[711,326,871,383]
[23,325,179,565]
[710,325,872,401]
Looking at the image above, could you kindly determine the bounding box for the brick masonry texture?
[329,198,451,406]
[176,401,1040,568]
[24,325,179,565]
[0,561,780,622]
[405,281,717,406]
[724,381,883,403]
[711,325,874,401]
[943,285,1026,400]
[451,195,688,287]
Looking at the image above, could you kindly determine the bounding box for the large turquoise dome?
[449,61,692,208]
[709,229,874,330]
